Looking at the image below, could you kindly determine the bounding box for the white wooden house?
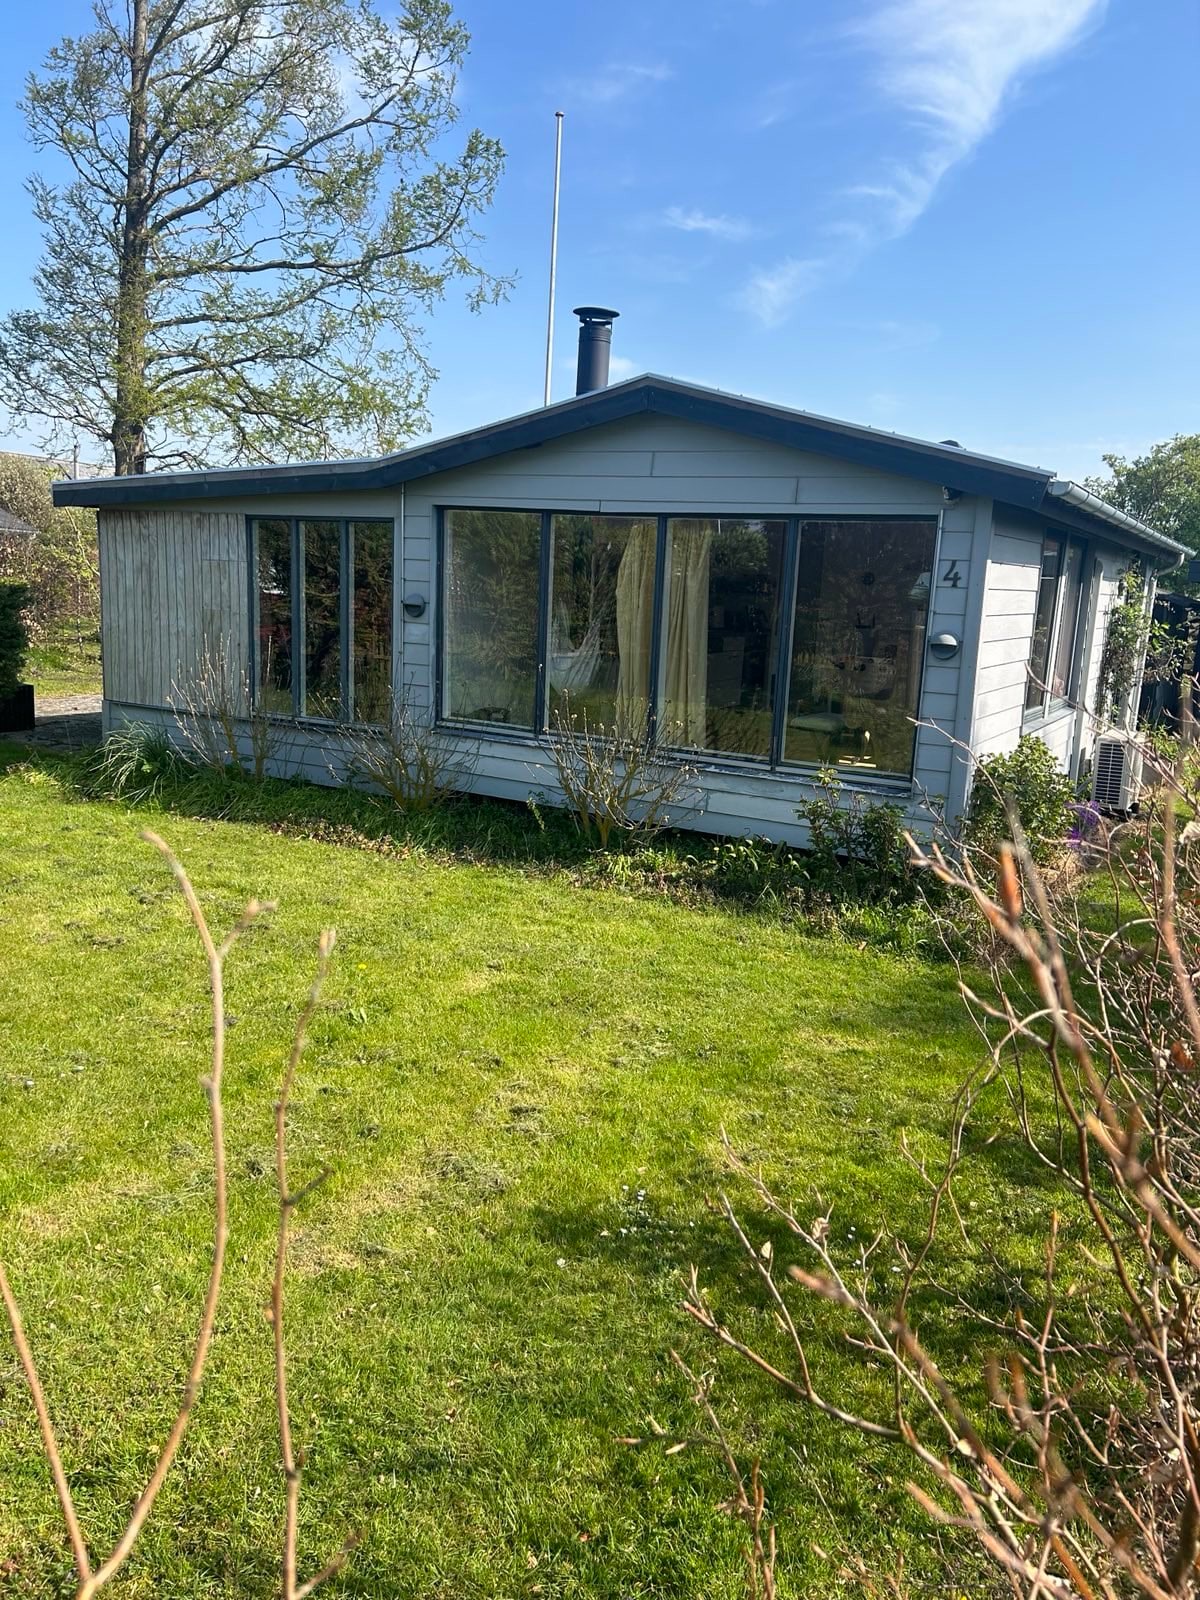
[53,312,1185,844]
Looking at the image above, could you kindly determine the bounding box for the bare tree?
[1,0,506,473]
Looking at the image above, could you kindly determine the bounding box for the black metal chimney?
[573,306,619,394]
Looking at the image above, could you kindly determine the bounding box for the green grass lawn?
[0,750,1051,1598]
[25,633,102,698]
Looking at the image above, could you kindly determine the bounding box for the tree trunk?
[112,0,150,477]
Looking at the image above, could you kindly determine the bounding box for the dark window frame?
[436,505,942,783]
[1024,530,1089,723]
[247,515,395,724]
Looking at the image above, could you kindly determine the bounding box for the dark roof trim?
[49,373,1183,556]
[50,375,1051,507]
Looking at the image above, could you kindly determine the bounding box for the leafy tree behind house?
[1084,434,1200,586]
[0,0,506,475]
[0,455,98,646]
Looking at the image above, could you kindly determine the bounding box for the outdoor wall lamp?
[929,632,961,660]
[403,593,427,618]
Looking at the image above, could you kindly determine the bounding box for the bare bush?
[0,832,352,1597]
[684,759,1200,1598]
[170,641,281,780]
[343,685,475,811]
[546,705,701,847]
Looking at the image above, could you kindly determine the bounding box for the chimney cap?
[573,305,620,324]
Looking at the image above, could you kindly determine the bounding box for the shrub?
[964,734,1074,863]
[344,688,475,813]
[0,582,31,697]
[169,641,281,781]
[794,766,928,906]
[546,707,700,848]
[86,722,192,804]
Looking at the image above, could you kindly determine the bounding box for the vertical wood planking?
[98,508,248,707]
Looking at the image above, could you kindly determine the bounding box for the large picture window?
[547,514,656,733]
[1026,533,1086,714]
[785,519,935,773]
[251,517,393,721]
[443,509,541,728]
[664,518,786,758]
[436,506,939,780]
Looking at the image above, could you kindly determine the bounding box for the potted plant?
[0,583,35,733]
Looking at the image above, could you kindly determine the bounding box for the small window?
[1026,535,1063,711]
[663,517,786,758]
[302,519,342,719]
[254,518,294,715]
[1026,534,1086,715]
[1050,540,1085,700]
[251,517,393,720]
[548,513,656,734]
[785,518,936,775]
[351,521,393,723]
[443,509,541,728]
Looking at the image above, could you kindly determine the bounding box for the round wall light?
[929,632,961,660]
[403,593,427,618]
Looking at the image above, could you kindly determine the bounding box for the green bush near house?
[964,734,1075,863]
[0,582,31,698]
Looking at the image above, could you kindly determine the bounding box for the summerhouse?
[53,310,1185,844]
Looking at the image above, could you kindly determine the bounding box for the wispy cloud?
[663,205,756,242]
[740,258,826,326]
[569,61,673,106]
[742,0,1105,325]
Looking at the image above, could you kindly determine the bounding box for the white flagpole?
[543,111,564,407]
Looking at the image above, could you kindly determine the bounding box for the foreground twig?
[1,830,270,1596]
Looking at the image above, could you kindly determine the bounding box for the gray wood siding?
[971,512,1043,759]
[99,508,249,708]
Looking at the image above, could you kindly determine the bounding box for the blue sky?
[0,0,1196,478]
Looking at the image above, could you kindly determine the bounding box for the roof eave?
[51,376,1056,511]
[1044,479,1187,564]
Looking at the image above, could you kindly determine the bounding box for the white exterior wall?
[968,506,1137,789]
[98,411,993,843]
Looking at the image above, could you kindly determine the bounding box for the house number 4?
[941,558,962,588]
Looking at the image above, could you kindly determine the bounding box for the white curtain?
[614,520,657,735]
[664,520,712,746]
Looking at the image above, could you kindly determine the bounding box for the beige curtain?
[614,520,657,735]
[664,519,712,746]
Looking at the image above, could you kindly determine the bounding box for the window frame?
[1023,530,1090,725]
[247,515,395,724]
[436,505,943,785]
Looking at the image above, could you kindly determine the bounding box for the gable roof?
[50,373,1186,559]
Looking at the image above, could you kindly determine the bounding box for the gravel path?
[11,692,103,752]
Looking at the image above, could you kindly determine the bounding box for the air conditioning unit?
[1091,731,1144,812]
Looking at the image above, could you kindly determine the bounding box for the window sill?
[1022,700,1075,733]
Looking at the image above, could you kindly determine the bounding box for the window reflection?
[444,509,541,728]
[302,519,342,718]
[352,521,392,723]
[254,518,293,715]
[548,514,656,734]
[785,519,935,775]
[663,518,785,758]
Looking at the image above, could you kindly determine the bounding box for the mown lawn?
[25,632,102,698]
[0,750,1048,1597]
